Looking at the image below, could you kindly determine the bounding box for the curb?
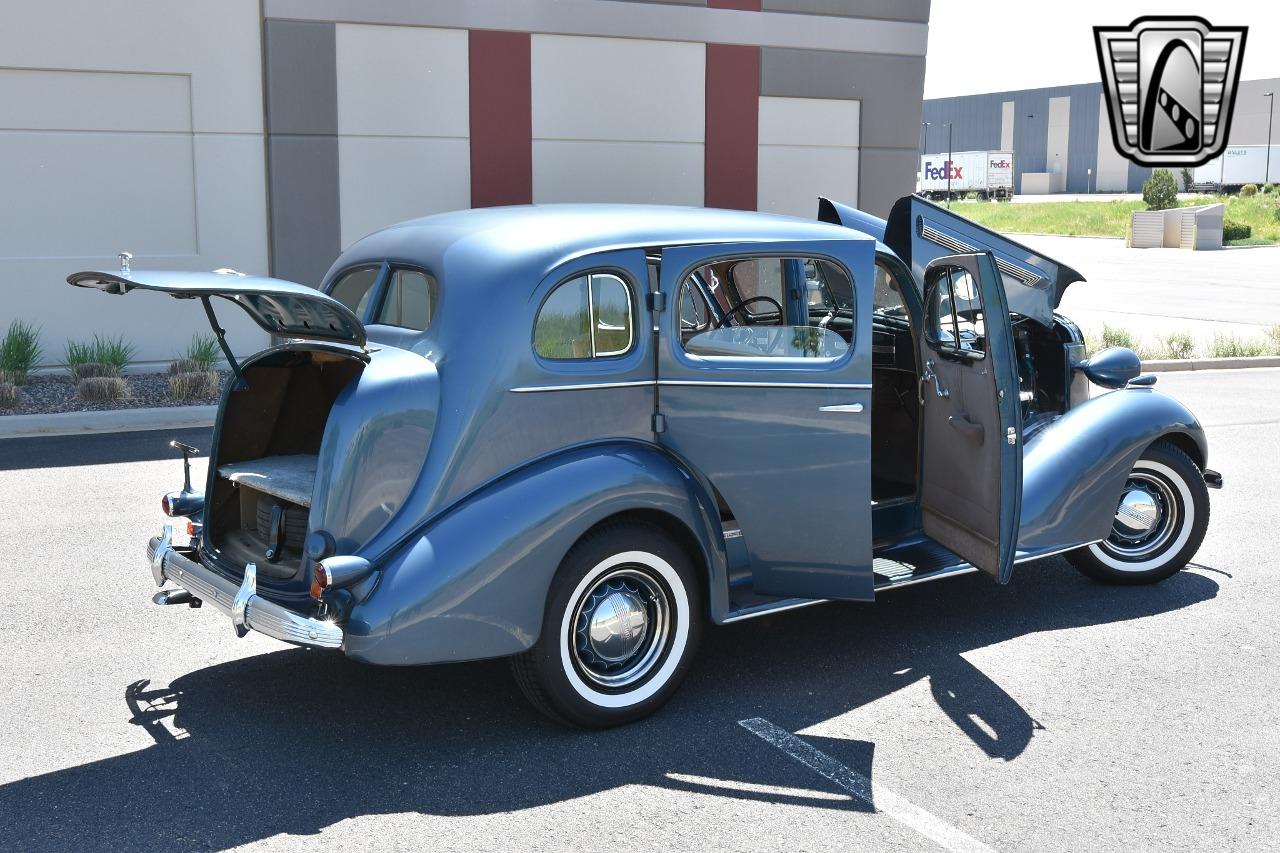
[1145,356,1280,373]
[0,405,217,440]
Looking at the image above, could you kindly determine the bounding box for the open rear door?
[917,253,1022,583]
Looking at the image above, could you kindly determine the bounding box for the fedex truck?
[1192,145,1280,191]
[918,150,1015,200]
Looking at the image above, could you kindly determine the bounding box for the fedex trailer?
[1192,145,1280,191]
[918,150,1015,200]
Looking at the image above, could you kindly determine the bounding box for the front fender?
[343,442,725,665]
[1019,388,1207,553]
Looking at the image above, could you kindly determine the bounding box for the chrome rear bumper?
[147,525,343,650]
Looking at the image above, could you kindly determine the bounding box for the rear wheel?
[1067,440,1209,584]
[511,522,701,728]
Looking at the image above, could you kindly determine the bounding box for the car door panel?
[918,253,1022,582]
[656,239,876,601]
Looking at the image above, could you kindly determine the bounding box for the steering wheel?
[715,295,784,328]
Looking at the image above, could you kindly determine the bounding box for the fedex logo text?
[989,159,1011,169]
[923,161,963,180]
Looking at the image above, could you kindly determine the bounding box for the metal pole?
[1265,93,1275,186]
[946,123,953,208]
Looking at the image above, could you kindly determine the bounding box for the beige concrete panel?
[1095,96,1129,192]
[0,131,197,259]
[1000,100,1014,152]
[338,137,472,248]
[0,69,190,133]
[0,0,263,133]
[531,35,704,143]
[335,24,470,137]
[267,0,929,56]
[1046,95,1070,192]
[758,145,858,218]
[758,96,859,146]
[532,140,704,204]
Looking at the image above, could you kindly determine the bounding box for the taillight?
[186,520,201,537]
[161,494,173,516]
[310,562,330,599]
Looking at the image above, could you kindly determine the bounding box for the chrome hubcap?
[1102,472,1179,560]
[571,568,671,690]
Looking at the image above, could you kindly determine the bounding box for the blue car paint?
[1018,386,1207,553]
[78,203,1211,665]
[343,442,725,665]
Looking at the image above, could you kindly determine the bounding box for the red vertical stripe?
[469,31,532,207]
[704,43,760,210]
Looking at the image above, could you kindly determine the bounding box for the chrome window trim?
[590,272,635,358]
[509,380,873,392]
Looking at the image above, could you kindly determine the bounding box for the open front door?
[656,238,875,601]
[917,253,1022,583]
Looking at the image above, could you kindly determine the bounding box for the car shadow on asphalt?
[0,559,1218,851]
[0,427,212,472]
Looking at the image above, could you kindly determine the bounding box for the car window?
[534,272,635,360]
[329,266,381,317]
[377,268,437,331]
[680,255,851,360]
[873,262,908,319]
[927,265,986,358]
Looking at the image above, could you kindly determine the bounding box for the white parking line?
[739,718,997,853]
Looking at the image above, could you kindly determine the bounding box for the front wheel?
[511,521,702,728]
[1067,440,1210,584]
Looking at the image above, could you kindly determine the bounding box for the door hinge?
[652,412,667,434]
[647,292,666,312]
[1006,427,1017,445]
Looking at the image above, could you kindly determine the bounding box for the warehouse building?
[922,76,1280,194]
[2,0,930,367]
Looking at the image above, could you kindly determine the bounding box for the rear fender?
[1019,388,1207,553]
[343,442,725,665]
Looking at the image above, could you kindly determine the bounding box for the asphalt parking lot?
[1,369,1277,852]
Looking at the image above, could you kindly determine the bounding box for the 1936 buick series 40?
[69,196,1220,728]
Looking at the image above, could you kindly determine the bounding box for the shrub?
[1240,183,1258,197]
[167,371,219,401]
[0,382,21,409]
[178,335,220,371]
[1100,323,1138,350]
[1142,169,1178,210]
[0,320,43,384]
[1211,334,1269,358]
[71,362,119,381]
[1223,220,1253,241]
[168,358,206,375]
[1158,331,1196,360]
[77,376,129,402]
[89,334,136,374]
[64,339,93,376]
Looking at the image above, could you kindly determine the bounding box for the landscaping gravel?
[0,371,227,416]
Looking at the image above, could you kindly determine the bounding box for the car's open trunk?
[206,348,364,580]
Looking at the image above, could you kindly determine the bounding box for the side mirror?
[1078,346,1141,389]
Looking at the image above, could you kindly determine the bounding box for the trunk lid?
[67,268,366,348]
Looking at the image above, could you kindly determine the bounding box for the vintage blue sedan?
[69,196,1220,727]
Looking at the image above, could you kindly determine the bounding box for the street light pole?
[1265,92,1275,187]
[945,122,953,208]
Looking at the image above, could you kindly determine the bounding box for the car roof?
[325,204,877,292]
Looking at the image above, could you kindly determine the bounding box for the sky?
[923,1,1280,100]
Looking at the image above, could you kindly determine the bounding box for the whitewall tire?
[511,521,702,727]
[1067,440,1210,585]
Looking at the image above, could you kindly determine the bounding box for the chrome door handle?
[922,359,950,399]
[818,403,864,413]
